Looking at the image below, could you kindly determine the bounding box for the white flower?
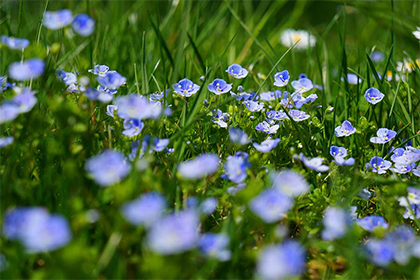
[280,29,316,50]
[413,27,420,41]
[396,58,419,73]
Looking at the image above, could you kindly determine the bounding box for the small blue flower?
[85,87,113,103]
[288,109,310,121]
[273,70,290,87]
[259,90,282,101]
[253,137,281,153]
[1,36,29,50]
[222,152,250,183]
[330,146,355,166]
[249,189,293,223]
[72,14,95,36]
[237,85,243,92]
[257,241,306,280]
[151,138,170,152]
[371,51,384,63]
[0,102,20,124]
[43,10,73,30]
[370,128,397,144]
[85,150,131,187]
[211,109,230,128]
[256,121,279,134]
[122,119,144,137]
[173,78,200,97]
[178,153,219,180]
[271,170,309,197]
[57,69,77,86]
[199,197,218,215]
[341,73,361,85]
[413,165,420,177]
[322,207,351,240]
[88,65,109,76]
[244,100,264,112]
[8,59,45,81]
[390,163,413,174]
[291,78,313,93]
[229,128,250,145]
[385,226,416,265]
[208,78,232,95]
[369,156,392,174]
[365,239,394,266]
[121,192,166,226]
[300,153,330,172]
[0,136,13,148]
[97,70,126,89]
[115,94,162,120]
[147,210,199,255]
[299,73,307,79]
[226,64,248,79]
[334,120,356,137]
[12,89,38,113]
[365,87,385,105]
[266,110,288,121]
[199,233,231,261]
[357,216,389,232]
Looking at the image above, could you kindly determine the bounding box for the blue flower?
[1,35,29,50]
[291,78,313,93]
[369,156,392,174]
[365,239,394,266]
[0,136,13,148]
[334,120,356,137]
[3,207,71,253]
[227,183,246,196]
[173,78,200,97]
[85,87,113,103]
[413,165,420,177]
[0,102,20,124]
[226,64,248,79]
[257,241,305,280]
[288,109,310,121]
[390,163,414,174]
[72,14,95,36]
[249,189,293,223]
[121,192,166,226]
[341,73,361,85]
[371,51,384,63]
[322,207,351,240]
[365,87,385,105]
[199,197,218,215]
[244,100,264,112]
[253,137,281,153]
[89,64,109,76]
[273,70,290,87]
[8,59,45,81]
[199,233,231,261]
[266,110,288,121]
[222,152,250,183]
[271,170,309,197]
[391,147,420,165]
[385,226,416,265]
[122,119,144,137]
[357,216,389,232]
[230,91,253,101]
[208,78,232,95]
[370,128,397,144]
[229,128,250,145]
[43,10,73,30]
[85,150,131,186]
[259,90,282,101]
[330,146,355,166]
[237,85,243,92]
[256,121,279,134]
[57,69,77,86]
[147,210,199,255]
[97,70,126,89]
[178,153,219,180]
[300,153,330,172]
[211,109,230,128]
[115,94,162,120]
[152,138,170,152]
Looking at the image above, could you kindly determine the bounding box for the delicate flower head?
[1,36,29,50]
[0,102,20,124]
[122,119,144,137]
[226,64,248,79]
[208,78,232,95]
[253,137,281,153]
[390,163,414,174]
[274,70,290,87]
[357,216,389,232]
[266,110,288,121]
[115,94,162,120]
[288,109,310,121]
[256,121,279,134]
[222,152,250,183]
[57,69,77,86]
[342,73,361,85]
[43,10,73,30]
[365,239,394,266]
[330,146,354,166]
[370,128,397,144]
[178,153,219,180]
[259,90,282,102]
[0,136,14,148]
[199,233,231,261]
[322,207,351,240]
[229,128,250,145]
[8,59,45,81]
[97,70,126,89]
[85,150,131,186]
[121,192,166,226]
[12,89,38,113]
[334,120,356,137]
[280,29,316,50]
[271,170,309,197]
[369,156,392,174]
[249,189,293,223]
[300,153,329,172]
[243,100,264,112]
[291,78,313,93]
[365,87,385,105]
[72,14,95,36]
[211,109,230,128]
[88,65,109,76]
[85,87,113,103]
[371,51,384,63]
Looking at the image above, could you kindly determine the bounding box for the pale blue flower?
[369,156,392,174]
[322,207,351,240]
[152,138,170,152]
[253,137,281,153]
[8,59,45,81]
[371,51,384,63]
[229,128,250,145]
[291,78,313,93]
[199,198,218,215]
[365,87,385,105]
[366,239,394,266]
[370,128,397,144]
[199,233,231,261]
[259,90,282,101]
[178,153,219,180]
[208,78,232,95]
[122,119,144,137]
[1,36,29,50]
[357,216,389,232]
[334,120,356,137]
[72,14,95,36]
[222,152,250,183]
[0,136,13,148]
[249,189,293,223]
[288,109,310,121]
[226,64,248,79]
[85,87,113,103]
[88,65,109,76]
[341,73,361,85]
[115,94,162,120]
[244,100,264,112]
[121,192,166,226]
[0,102,20,124]
[330,146,354,166]
[211,109,230,128]
[43,10,73,30]
[57,69,77,86]
[173,78,200,97]
[266,110,288,121]
[271,170,309,197]
[300,153,329,172]
[256,121,279,134]
[390,163,414,174]
[97,70,126,89]
[273,70,289,87]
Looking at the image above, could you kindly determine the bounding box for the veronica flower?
[229,128,250,145]
[199,197,218,215]
[57,69,77,86]
[391,147,420,165]
[259,90,282,101]
[8,59,45,81]
[256,121,279,134]
[249,189,293,223]
[173,78,200,97]
[227,183,246,196]
[12,89,37,113]
[0,136,13,148]
[273,70,290,87]
[288,109,310,121]
[369,156,392,174]
[322,207,351,240]
[43,10,73,30]
[1,36,29,50]
[357,216,389,232]
[257,241,305,280]
[390,163,414,174]
[208,78,232,95]
[342,73,361,85]
[330,146,355,166]
[85,150,131,186]
[97,70,126,89]
[397,187,420,207]
[211,109,230,128]
[253,137,281,153]
[88,65,109,76]
[291,78,313,93]
[122,119,144,137]
[226,64,248,79]
[271,170,309,198]
[199,233,231,261]
[413,165,420,177]
[121,192,166,226]
[147,210,199,255]
[365,239,394,266]
[334,120,356,137]
[371,51,384,63]
[244,100,264,112]
[365,87,385,105]
[292,93,318,109]
[72,14,95,36]
[280,29,316,50]
[370,128,397,144]
[0,102,20,124]
[266,110,288,121]
[222,152,250,183]
[178,153,219,180]
[85,87,113,103]
[115,94,162,120]
[300,153,329,172]
[385,226,416,265]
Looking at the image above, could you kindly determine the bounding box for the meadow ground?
[0,0,420,279]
